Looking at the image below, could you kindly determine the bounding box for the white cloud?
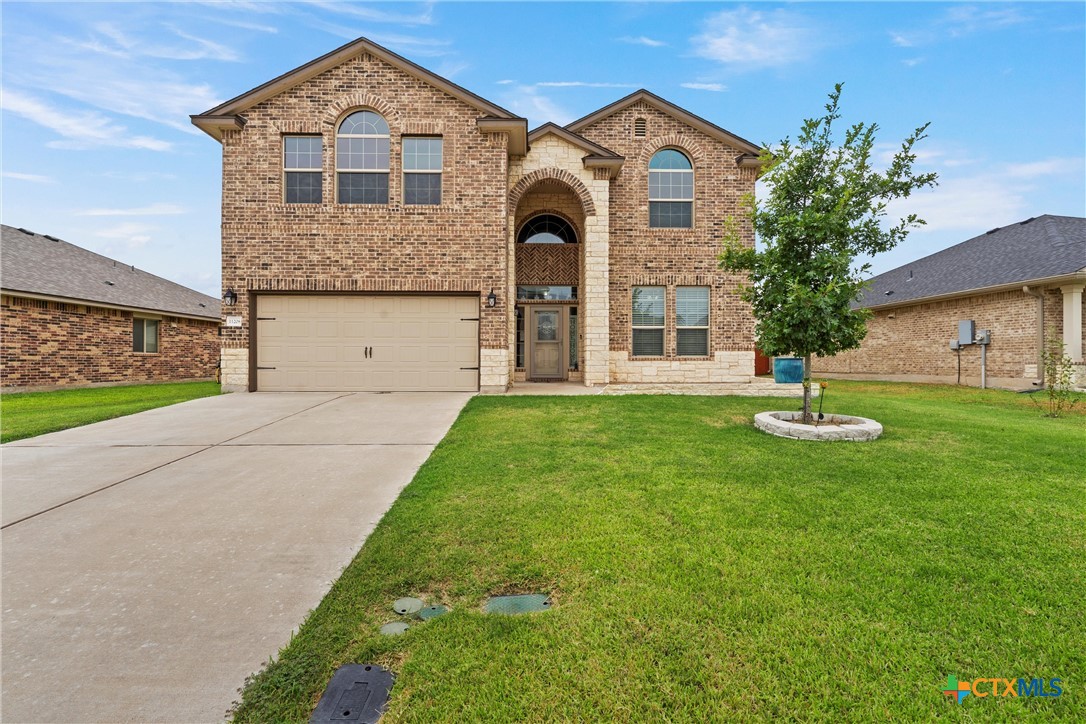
[681,82,727,92]
[495,79,515,85]
[1,90,172,151]
[618,35,667,47]
[2,171,55,183]
[94,222,155,248]
[891,5,1029,48]
[72,21,240,62]
[536,81,638,89]
[302,0,435,26]
[497,85,572,127]
[307,20,452,56]
[78,203,186,217]
[902,57,925,67]
[1004,157,1083,179]
[692,7,817,68]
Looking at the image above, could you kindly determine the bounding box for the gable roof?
[861,215,1086,309]
[191,36,522,141]
[1,225,220,321]
[565,89,763,157]
[527,123,625,176]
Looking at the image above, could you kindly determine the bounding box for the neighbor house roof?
[564,89,764,160]
[1,225,220,321]
[861,215,1086,309]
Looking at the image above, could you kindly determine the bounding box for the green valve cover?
[484,594,552,615]
[392,597,423,615]
[418,605,448,621]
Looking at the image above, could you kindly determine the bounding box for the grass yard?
[0,381,220,443]
[234,382,1084,722]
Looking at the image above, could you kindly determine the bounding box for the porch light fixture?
[486,288,497,308]
[223,288,238,306]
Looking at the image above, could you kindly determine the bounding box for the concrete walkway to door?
[1,391,471,723]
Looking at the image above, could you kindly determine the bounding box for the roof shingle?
[1,225,220,320]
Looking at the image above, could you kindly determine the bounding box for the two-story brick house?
[193,37,764,393]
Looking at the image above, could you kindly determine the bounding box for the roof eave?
[190,114,247,141]
[476,117,529,155]
[583,155,625,178]
[1,288,221,322]
[862,270,1086,311]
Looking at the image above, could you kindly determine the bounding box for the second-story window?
[284,136,322,203]
[649,149,693,228]
[336,110,389,204]
[403,137,442,205]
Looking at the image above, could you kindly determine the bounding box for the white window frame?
[283,135,322,204]
[632,286,666,358]
[335,110,390,205]
[402,136,443,206]
[676,286,710,357]
[648,148,694,229]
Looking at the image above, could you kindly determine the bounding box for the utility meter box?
[976,329,991,345]
[958,320,975,346]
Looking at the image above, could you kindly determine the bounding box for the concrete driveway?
[1,391,471,723]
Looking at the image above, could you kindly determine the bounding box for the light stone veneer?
[479,348,509,391]
[220,348,248,392]
[754,411,882,441]
[609,350,755,384]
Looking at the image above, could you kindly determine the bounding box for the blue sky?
[2,1,1083,298]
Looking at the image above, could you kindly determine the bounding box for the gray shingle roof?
[1,225,220,320]
[861,215,1086,308]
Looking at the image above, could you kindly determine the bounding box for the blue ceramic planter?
[773,357,804,384]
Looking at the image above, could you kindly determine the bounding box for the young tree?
[721,84,937,423]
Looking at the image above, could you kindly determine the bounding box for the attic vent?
[1020,217,1036,225]
[906,270,914,281]
[199,303,207,307]
[104,281,115,286]
[634,118,647,138]
[986,227,1000,235]
[44,235,60,242]
[16,227,33,236]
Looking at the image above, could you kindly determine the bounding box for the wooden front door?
[528,307,564,380]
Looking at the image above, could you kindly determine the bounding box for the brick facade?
[1,295,218,390]
[813,286,1086,389]
[203,40,762,391]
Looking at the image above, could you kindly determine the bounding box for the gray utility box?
[958,320,975,346]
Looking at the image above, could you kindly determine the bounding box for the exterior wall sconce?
[223,288,238,306]
[487,288,497,308]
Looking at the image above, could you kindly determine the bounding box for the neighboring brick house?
[192,36,768,393]
[1,225,220,391]
[814,215,1086,390]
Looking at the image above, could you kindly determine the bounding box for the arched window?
[649,149,693,228]
[517,214,578,244]
[336,110,389,204]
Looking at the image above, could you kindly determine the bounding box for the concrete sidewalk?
[1,391,471,723]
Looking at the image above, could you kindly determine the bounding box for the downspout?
[1023,285,1044,386]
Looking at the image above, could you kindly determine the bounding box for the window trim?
[282,134,323,204]
[631,285,666,358]
[676,286,711,357]
[335,109,390,205]
[133,317,160,354]
[648,147,694,229]
[402,135,443,206]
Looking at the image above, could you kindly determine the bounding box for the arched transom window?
[649,149,693,228]
[517,214,578,244]
[336,110,389,204]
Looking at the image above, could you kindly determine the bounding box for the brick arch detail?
[322,93,403,132]
[639,133,707,167]
[509,168,597,217]
[514,208,584,243]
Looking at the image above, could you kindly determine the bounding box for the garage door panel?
[257,295,478,392]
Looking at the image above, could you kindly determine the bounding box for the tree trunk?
[802,353,813,424]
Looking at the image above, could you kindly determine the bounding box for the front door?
[529,307,564,380]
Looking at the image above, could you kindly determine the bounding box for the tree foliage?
[721,83,937,422]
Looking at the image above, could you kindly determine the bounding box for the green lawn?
[1,381,221,443]
[234,382,1084,722]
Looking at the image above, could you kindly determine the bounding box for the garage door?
[256,295,478,392]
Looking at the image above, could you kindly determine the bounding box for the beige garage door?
[256,295,478,392]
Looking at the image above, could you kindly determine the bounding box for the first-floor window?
[676,286,710,356]
[284,136,322,203]
[632,286,664,357]
[133,318,159,353]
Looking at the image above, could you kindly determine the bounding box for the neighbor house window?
[336,110,389,204]
[133,318,159,353]
[649,149,693,228]
[632,286,664,357]
[403,137,442,205]
[676,286,709,356]
[283,136,322,203]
